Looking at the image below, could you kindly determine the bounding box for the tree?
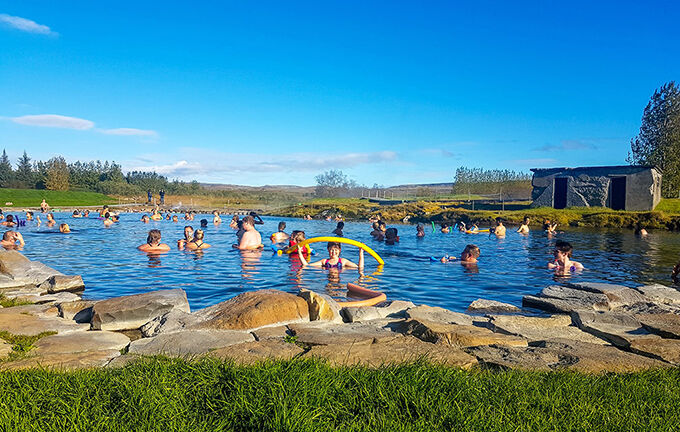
[315,169,352,198]
[15,151,34,188]
[629,81,680,197]
[45,156,70,191]
[0,150,13,188]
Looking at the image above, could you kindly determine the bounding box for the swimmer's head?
[523,216,530,224]
[327,242,342,255]
[385,227,398,240]
[147,229,162,245]
[278,221,286,231]
[213,210,219,216]
[554,240,573,258]
[3,231,15,241]
[183,226,194,238]
[378,221,386,230]
[73,210,79,216]
[200,219,208,227]
[5,215,13,223]
[242,215,255,228]
[142,215,150,222]
[336,221,344,230]
[416,224,424,232]
[231,214,239,222]
[372,222,379,230]
[194,229,205,241]
[172,215,179,222]
[291,230,306,243]
[495,217,504,225]
[462,244,480,260]
[59,223,71,233]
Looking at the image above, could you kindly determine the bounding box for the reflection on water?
[13,212,680,312]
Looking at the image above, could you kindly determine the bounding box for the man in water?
[492,217,506,237]
[271,221,289,243]
[517,216,530,234]
[235,215,263,250]
[1,231,24,249]
[138,229,170,252]
[59,223,71,233]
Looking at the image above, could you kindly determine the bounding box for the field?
[0,188,116,208]
[0,358,679,431]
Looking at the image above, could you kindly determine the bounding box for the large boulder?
[0,310,89,336]
[192,289,309,330]
[140,309,201,337]
[32,331,130,354]
[90,289,190,331]
[570,310,648,348]
[58,300,97,323]
[128,329,254,357]
[636,313,680,339]
[207,339,304,364]
[0,250,63,286]
[636,284,680,306]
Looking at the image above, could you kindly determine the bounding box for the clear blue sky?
[1,1,678,186]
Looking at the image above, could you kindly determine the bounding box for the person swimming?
[150,209,162,221]
[440,223,450,234]
[229,215,239,229]
[83,209,90,218]
[172,215,179,223]
[234,215,264,250]
[46,213,56,227]
[416,224,425,237]
[178,225,194,248]
[543,219,558,235]
[297,241,363,271]
[548,240,584,273]
[59,223,71,233]
[138,229,171,252]
[25,211,33,221]
[200,219,208,228]
[184,212,194,221]
[1,231,24,249]
[1,215,16,227]
[103,212,114,227]
[288,230,311,257]
[457,221,467,232]
[271,221,289,244]
[212,210,222,224]
[72,210,82,218]
[385,227,399,245]
[492,217,506,237]
[141,214,150,223]
[186,229,211,250]
[517,216,530,234]
[439,244,480,264]
[635,223,648,237]
[332,221,344,237]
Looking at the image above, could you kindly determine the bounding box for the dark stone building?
[530,165,662,211]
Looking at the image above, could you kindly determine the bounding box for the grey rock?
[38,275,85,294]
[571,310,649,348]
[0,303,60,318]
[20,292,82,305]
[403,318,527,348]
[57,301,97,323]
[288,320,402,346]
[636,284,680,305]
[487,314,607,345]
[128,329,254,357]
[0,251,63,286]
[140,309,202,337]
[91,289,190,331]
[565,281,648,309]
[467,299,520,314]
[33,331,130,355]
[0,310,90,336]
[342,300,415,323]
[405,305,474,325]
[636,313,680,339]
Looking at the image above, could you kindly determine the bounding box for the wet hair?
[242,215,255,227]
[523,216,530,223]
[103,205,109,210]
[378,221,386,229]
[184,225,194,233]
[327,241,342,251]
[463,244,480,258]
[200,219,208,227]
[231,215,239,222]
[104,212,110,219]
[336,221,344,230]
[440,223,448,229]
[113,215,120,221]
[73,210,80,215]
[554,240,573,257]
[59,223,70,232]
[213,210,219,215]
[194,229,205,241]
[3,231,14,240]
[5,215,13,223]
[372,222,379,230]
[278,221,286,231]
[291,230,306,243]
[495,217,503,224]
[385,227,398,240]
[147,229,162,245]
[416,224,424,232]
[26,211,33,216]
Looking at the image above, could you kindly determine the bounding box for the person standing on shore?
[147,190,152,203]
[159,189,165,205]
[40,199,49,213]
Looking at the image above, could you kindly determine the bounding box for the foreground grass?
[0,188,116,208]
[1,358,680,431]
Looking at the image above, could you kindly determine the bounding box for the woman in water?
[439,244,480,264]
[385,227,399,244]
[138,229,170,252]
[186,229,211,250]
[59,223,71,233]
[229,215,239,229]
[271,222,289,244]
[548,240,583,273]
[46,213,56,227]
[440,223,450,234]
[1,215,16,227]
[332,221,344,236]
[177,225,194,248]
[297,241,363,271]
[517,216,530,234]
[213,211,222,224]
[416,224,425,237]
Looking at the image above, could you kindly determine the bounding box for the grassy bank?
[274,198,680,230]
[0,358,679,431]
[0,188,116,208]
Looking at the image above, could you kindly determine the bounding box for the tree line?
[451,167,532,197]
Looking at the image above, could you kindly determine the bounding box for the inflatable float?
[465,229,490,234]
[338,282,386,307]
[278,236,385,265]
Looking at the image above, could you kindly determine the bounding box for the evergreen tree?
[15,151,34,188]
[45,156,70,191]
[0,150,14,188]
[629,81,680,197]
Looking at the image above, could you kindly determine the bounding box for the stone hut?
[530,165,661,211]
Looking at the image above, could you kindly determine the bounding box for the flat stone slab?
[33,331,130,355]
[140,309,201,337]
[193,289,309,331]
[636,313,680,339]
[18,292,82,305]
[0,311,89,336]
[0,303,60,318]
[207,339,304,364]
[629,336,680,364]
[405,305,475,325]
[571,310,649,348]
[38,275,85,294]
[251,325,289,341]
[636,284,680,305]
[91,289,190,331]
[467,299,520,314]
[288,321,402,346]
[58,300,97,322]
[403,319,527,348]
[342,300,415,323]
[0,251,63,285]
[487,314,607,345]
[128,329,254,357]
[0,349,121,371]
[303,335,478,368]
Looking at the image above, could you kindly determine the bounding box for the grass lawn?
[1,358,679,431]
[0,188,116,208]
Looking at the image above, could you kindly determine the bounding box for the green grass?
[1,357,680,431]
[655,198,680,213]
[0,330,56,362]
[0,188,116,208]
[0,295,33,308]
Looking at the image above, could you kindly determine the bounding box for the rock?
[341,300,415,323]
[404,305,474,326]
[0,250,30,275]
[303,335,478,368]
[628,337,680,364]
[403,319,527,348]
[17,292,82,305]
[38,275,85,294]
[565,281,648,309]
[192,289,309,331]
[127,329,254,357]
[33,331,130,354]
[0,311,89,336]
[0,341,12,359]
[297,289,342,323]
[90,289,190,331]
[251,325,289,341]
[0,349,121,370]
[106,354,144,368]
[288,321,402,346]
[571,310,648,348]
[636,313,680,339]
[0,303,59,318]
[58,300,97,322]
[0,284,44,298]
[487,314,607,345]
[467,344,564,371]
[140,309,201,337]
[0,250,62,285]
[636,284,680,305]
[539,285,609,310]
[467,299,520,314]
[208,339,304,364]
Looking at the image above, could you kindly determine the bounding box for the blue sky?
[1,1,678,186]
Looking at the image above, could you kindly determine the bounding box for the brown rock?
[636,313,680,339]
[58,300,97,322]
[91,289,190,331]
[38,275,85,294]
[208,339,304,364]
[636,284,680,305]
[487,314,607,345]
[127,329,254,357]
[251,325,289,341]
[0,303,59,318]
[404,319,527,348]
[467,299,521,314]
[0,341,11,359]
[0,311,89,336]
[629,337,680,364]
[341,300,415,323]
[571,310,648,348]
[405,305,474,325]
[288,321,402,346]
[193,289,309,330]
[298,289,342,323]
[303,336,478,368]
[33,331,130,354]
[0,349,121,370]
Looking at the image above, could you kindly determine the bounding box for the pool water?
[15,213,680,312]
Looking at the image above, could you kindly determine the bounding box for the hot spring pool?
[15,212,680,312]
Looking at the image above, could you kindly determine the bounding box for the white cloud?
[129,160,202,176]
[101,128,158,137]
[11,114,94,130]
[0,14,56,36]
